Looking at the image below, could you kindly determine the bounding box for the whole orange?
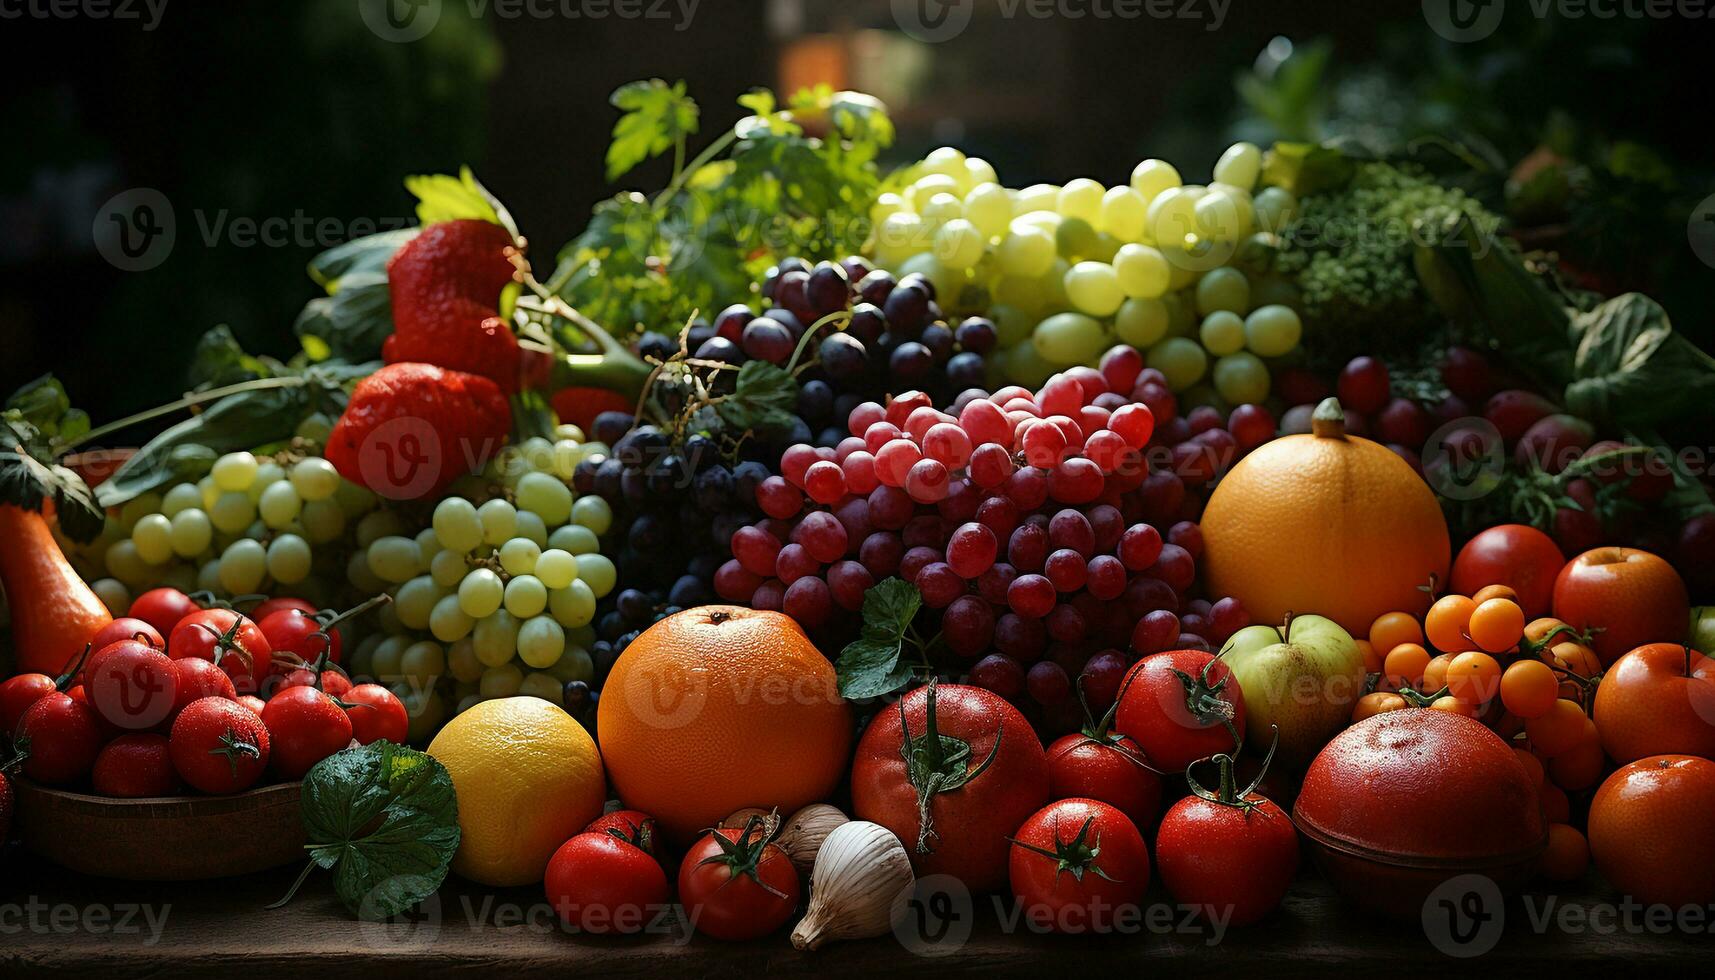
[596,606,852,841]
[1588,755,1715,907]
[1552,548,1689,666]
[1591,643,1715,764]
[1201,399,1450,635]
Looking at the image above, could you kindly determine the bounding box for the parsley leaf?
[607,79,699,182]
[836,578,926,700]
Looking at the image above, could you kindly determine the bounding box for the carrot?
[0,504,112,676]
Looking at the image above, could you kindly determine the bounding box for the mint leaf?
[836,578,924,700]
[716,360,799,436]
[607,79,699,182]
[299,741,461,921]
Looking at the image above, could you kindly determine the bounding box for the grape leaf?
[836,578,925,700]
[716,360,798,436]
[607,79,699,182]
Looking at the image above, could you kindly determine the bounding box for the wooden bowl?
[14,779,306,881]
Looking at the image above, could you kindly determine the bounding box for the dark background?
[3,0,1710,424]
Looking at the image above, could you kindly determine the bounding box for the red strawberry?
[387,220,521,393]
[325,363,510,500]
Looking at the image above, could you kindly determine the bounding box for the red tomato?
[258,608,340,666]
[92,733,179,797]
[1046,728,1163,830]
[1114,649,1247,773]
[169,696,271,793]
[546,831,671,934]
[584,809,662,857]
[851,681,1050,892]
[168,609,272,694]
[261,686,355,779]
[0,673,60,735]
[85,617,166,668]
[168,657,238,720]
[249,597,317,622]
[676,820,801,941]
[84,640,179,731]
[1155,756,1299,926]
[279,666,354,698]
[1592,644,1715,764]
[1450,524,1566,620]
[127,587,200,640]
[237,695,267,716]
[1009,798,1150,933]
[14,693,103,785]
[342,684,409,746]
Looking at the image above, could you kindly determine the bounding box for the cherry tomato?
[1422,653,1455,692]
[1499,659,1558,719]
[169,696,271,793]
[15,693,103,785]
[1352,691,1408,722]
[1425,594,1476,653]
[237,695,267,716]
[1430,695,1478,717]
[249,597,317,622]
[1546,719,1606,791]
[1046,729,1162,830]
[1540,823,1589,882]
[1009,798,1149,933]
[258,608,340,666]
[1467,598,1525,654]
[92,733,179,798]
[0,673,60,735]
[279,666,353,698]
[168,657,238,720]
[85,618,166,673]
[342,683,409,746]
[677,819,800,941]
[1383,643,1431,689]
[1114,649,1246,772]
[85,639,179,731]
[585,810,663,863]
[1367,611,1423,657]
[545,831,670,934]
[127,587,201,640]
[1445,651,1502,704]
[1525,698,1589,756]
[1154,755,1298,927]
[261,685,355,779]
[168,609,272,694]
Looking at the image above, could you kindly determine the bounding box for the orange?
[1201,398,1450,635]
[1588,755,1715,907]
[1540,824,1589,882]
[596,606,852,841]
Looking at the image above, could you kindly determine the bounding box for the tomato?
[127,587,200,640]
[261,685,355,779]
[279,665,354,698]
[249,597,317,622]
[1526,698,1590,756]
[1009,799,1149,933]
[545,830,670,934]
[92,733,179,797]
[168,657,238,720]
[585,810,662,856]
[1114,649,1246,773]
[1450,524,1565,620]
[851,681,1050,892]
[169,696,271,793]
[1588,755,1715,907]
[1046,728,1162,831]
[14,692,103,785]
[1546,719,1606,791]
[342,683,408,746]
[1352,691,1408,722]
[0,770,11,840]
[168,609,272,694]
[1592,644,1715,765]
[1424,594,1476,653]
[1445,651,1501,704]
[677,818,800,940]
[0,673,60,735]
[1467,598,1524,654]
[1155,754,1298,927]
[258,608,339,667]
[84,618,165,673]
[237,695,267,716]
[85,639,179,731]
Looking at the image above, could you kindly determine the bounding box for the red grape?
[899,546,941,583]
[923,422,974,468]
[902,515,948,549]
[1043,549,1088,592]
[834,436,867,462]
[858,531,904,578]
[975,496,1020,539]
[848,401,886,436]
[1130,609,1179,654]
[714,559,763,602]
[794,511,848,563]
[1007,522,1048,572]
[994,613,1047,661]
[1084,430,1129,473]
[905,458,951,503]
[874,439,923,487]
[1099,345,1144,393]
[904,406,949,442]
[1338,356,1391,415]
[1048,457,1104,504]
[863,420,903,453]
[970,654,1025,699]
[1146,543,1195,593]
[867,484,914,529]
[783,576,832,629]
[1045,603,1087,644]
[827,560,875,611]
[1047,509,1095,557]
[968,442,1015,488]
[1005,466,1049,509]
[731,525,783,577]
[1086,504,1124,552]
[1079,651,1128,711]
[780,444,819,487]
[1167,521,1203,561]
[751,578,785,612]
[885,390,932,428]
[1020,419,1067,468]
[842,451,880,494]
[946,522,998,579]
[775,543,820,584]
[958,399,1011,447]
[756,476,804,519]
[1007,574,1057,618]
[1228,404,1275,451]
[915,562,965,609]
[1037,374,1083,418]
[1176,634,1211,653]
[936,479,981,523]
[803,460,848,504]
[1123,577,1178,619]
[1129,381,1176,427]
[1085,555,1126,600]
[1026,661,1072,705]
[978,563,1019,605]
[943,596,996,658]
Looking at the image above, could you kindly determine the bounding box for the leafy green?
[296,741,461,921]
[715,361,798,437]
[606,79,699,182]
[836,578,926,700]
[296,228,417,364]
[1566,293,1715,433]
[405,166,503,226]
[1,377,104,542]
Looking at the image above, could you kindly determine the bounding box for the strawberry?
[386,220,521,393]
[325,362,510,500]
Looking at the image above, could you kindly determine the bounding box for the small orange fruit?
[1368,612,1423,656]
[1425,595,1477,653]
[1468,598,1525,653]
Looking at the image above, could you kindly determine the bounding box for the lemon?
[426,696,606,886]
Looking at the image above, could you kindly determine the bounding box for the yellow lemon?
[427,696,605,886]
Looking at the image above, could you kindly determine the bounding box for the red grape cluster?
[715,350,1251,727]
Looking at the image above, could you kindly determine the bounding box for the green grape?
[395,575,445,630]
[347,551,388,594]
[1146,186,1199,248]
[534,549,578,589]
[265,534,312,585]
[1099,186,1148,241]
[117,492,162,531]
[288,457,340,502]
[196,559,222,594]
[869,191,906,225]
[1014,183,1059,215]
[432,497,484,554]
[403,690,446,742]
[921,145,967,177]
[334,479,378,519]
[517,616,566,669]
[1112,244,1171,299]
[430,594,476,643]
[1253,186,1297,232]
[513,511,549,549]
[1054,217,1099,260]
[258,481,302,529]
[301,499,346,544]
[446,637,483,683]
[910,172,959,205]
[1056,178,1104,223]
[964,156,997,188]
[198,477,219,510]
[1031,312,1105,367]
[161,483,202,517]
[219,539,267,594]
[1086,232,1121,264]
[168,509,213,558]
[478,499,517,545]
[1194,187,1253,242]
[355,509,407,548]
[472,610,521,668]
[458,568,505,619]
[547,580,597,628]
[550,440,583,480]
[209,492,256,534]
[399,641,446,684]
[518,672,564,706]
[295,412,334,444]
[1196,267,1250,316]
[554,423,585,443]
[1244,304,1303,357]
[104,540,149,588]
[247,461,285,503]
[1163,289,1197,336]
[547,525,600,556]
[1199,310,1247,356]
[1213,352,1271,405]
[504,575,548,618]
[479,663,524,699]
[992,275,1045,316]
[1213,141,1262,190]
[567,624,597,650]
[918,191,963,228]
[546,645,594,684]
[1130,158,1182,199]
[519,437,556,472]
[430,549,468,588]
[963,182,1011,239]
[211,452,259,492]
[872,212,927,267]
[569,496,612,536]
[131,514,174,566]
[1114,298,1169,348]
[367,535,422,584]
[997,222,1056,278]
[157,563,198,595]
[1147,337,1209,392]
[415,527,443,564]
[1003,339,1056,388]
[516,474,573,529]
[90,578,129,617]
[989,303,1033,348]
[1063,262,1124,317]
[932,218,986,271]
[347,634,384,680]
[371,635,411,680]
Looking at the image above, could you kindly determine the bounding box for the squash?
[0,504,112,676]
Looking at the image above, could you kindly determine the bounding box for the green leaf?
[190,325,277,388]
[836,578,924,700]
[716,360,798,436]
[300,741,461,921]
[296,229,417,364]
[508,389,559,444]
[1566,293,1715,432]
[607,79,699,182]
[1,377,103,542]
[406,166,502,226]
[1261,142,1354,197]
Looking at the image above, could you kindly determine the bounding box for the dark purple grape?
[947,351,986,389]
[768,309,806,338]
[741,317,795,363]
[593,411,634,447]
[571,457,603,494]
[857,269,897,306]
[955,317,997,354]
[925,300,945,323]
[920,323,955,363]
[897,271,936,302]
[840,255,873,282]
[694,336,744,364]
[807,261,852,317]
[733,460,770,501]
[713,304,754,342]
[819,333,868,381]
[889,341,933,384]
[693,464,734,509]
[593,458,624,498]
[668,574,712,607]
[882,283,930,337]
[846,302,886,345]
[637,330,677,361]
[797,379,834,424]
[773,270,811,319]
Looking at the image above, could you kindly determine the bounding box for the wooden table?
[1,845,1703,977]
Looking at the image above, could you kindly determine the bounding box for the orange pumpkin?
[1200,398,1450,635]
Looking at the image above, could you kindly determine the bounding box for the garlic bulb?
[777,803,849,875]
[790,821,914,950]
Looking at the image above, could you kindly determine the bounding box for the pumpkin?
[1200,398,1450,635]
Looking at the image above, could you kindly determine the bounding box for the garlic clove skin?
[790,820,915,950]
[777,803,850,875]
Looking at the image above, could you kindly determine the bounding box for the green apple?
[1220,613,1366,768]
[1690,606,1715,654]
